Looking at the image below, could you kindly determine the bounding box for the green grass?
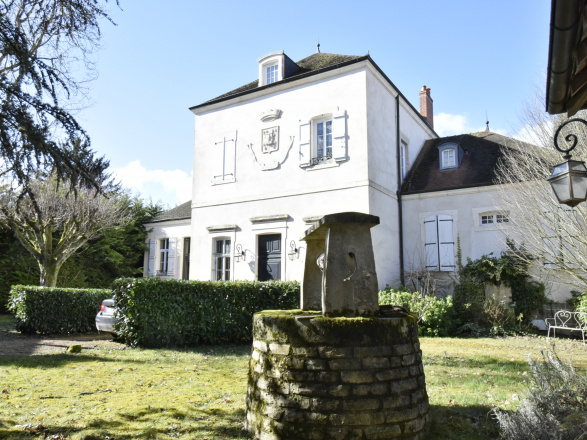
[0,319,586,439]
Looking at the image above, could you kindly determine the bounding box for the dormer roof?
[401,132,536,194]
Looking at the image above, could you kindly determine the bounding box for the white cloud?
[433,112,501,137]
[434,113,469,137]
[113,160,192,207]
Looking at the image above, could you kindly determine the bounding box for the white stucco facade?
[142,50,574,304]
[143,218,192,280]
[188,57,435,288]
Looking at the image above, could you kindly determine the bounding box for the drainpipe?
[395,95,405,286]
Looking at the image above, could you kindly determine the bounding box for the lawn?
[0,316,585,439]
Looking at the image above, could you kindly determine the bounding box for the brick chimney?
[419,85,433,128]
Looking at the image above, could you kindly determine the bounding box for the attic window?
[442,149,456,169]
[266,63,279,84]
[438,142,463,171]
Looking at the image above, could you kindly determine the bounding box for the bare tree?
[0,173,128,286]
[0,0,119,193]
[496,97,587,292]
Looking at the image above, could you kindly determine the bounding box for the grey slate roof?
[401,132,535,195]
[150,200,192,223]
[189,51,436,133]
[191,53,365,109]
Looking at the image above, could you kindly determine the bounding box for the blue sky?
[79,0,552,207]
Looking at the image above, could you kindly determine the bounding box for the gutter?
[546,0,583,114]
[395,95,405,285]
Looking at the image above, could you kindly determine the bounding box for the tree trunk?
[38,259,60,287]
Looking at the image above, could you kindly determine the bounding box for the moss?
[254,311,419,347]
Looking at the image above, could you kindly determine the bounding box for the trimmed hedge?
[379,287,453,337]
[112,278,300,347]
[8,285,111,334]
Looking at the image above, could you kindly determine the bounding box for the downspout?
[395,95,405,285]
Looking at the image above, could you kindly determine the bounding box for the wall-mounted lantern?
[234,244,246,263]
[288,240,299,261]
[547,118,587,207]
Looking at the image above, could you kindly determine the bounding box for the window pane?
[225,239,231,254]
[317,122,323,136]
[216,240,223,253]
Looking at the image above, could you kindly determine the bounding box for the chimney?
[419,85,433,128]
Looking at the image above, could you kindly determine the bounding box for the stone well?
[245,310,429,440]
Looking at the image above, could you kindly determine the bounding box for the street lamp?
[234,244,245,263]
[288,240,298,261]
[547,119,587,207]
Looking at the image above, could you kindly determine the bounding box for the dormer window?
[442,148,456,169]
[266,63,279,84]
[438,142,464,171]
[258,51,298,86]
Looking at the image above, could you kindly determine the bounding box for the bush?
[494,350,587,440]
[379,287,453,336]
[453,280,486,325]
[8,285,111,334]
[575,292,587,318]
[112,278,300,347]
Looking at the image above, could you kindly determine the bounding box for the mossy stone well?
[246,310,429,440]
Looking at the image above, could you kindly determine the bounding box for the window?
[266,63,279,84]
[480,212,509,226]
[159,238,169,275]
[299,111,347,168]
[213,238,231,281]
[400,140,408,180]
[424,214,455,271]
[313,117,332,165]
[441,148,456,169]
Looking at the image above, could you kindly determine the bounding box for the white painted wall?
[143,220,192,280]
[189,59,435,288]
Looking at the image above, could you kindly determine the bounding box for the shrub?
[453,280,486,325]
[455,240,547,326]
[575,292,587,318]
[379,287,453,336]
[8,285,111,334]
[112,278,300,347]
[494,350,587,440]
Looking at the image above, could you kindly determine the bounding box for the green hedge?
[379,287,453,336]
[8,285,111,334]
[112,278,300,347]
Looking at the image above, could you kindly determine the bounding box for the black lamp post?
[547,119,587,207]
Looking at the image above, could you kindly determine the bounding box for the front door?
[258,234,281,281]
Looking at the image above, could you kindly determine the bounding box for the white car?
[95,299,118,333]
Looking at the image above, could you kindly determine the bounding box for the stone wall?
[246,311,429,440]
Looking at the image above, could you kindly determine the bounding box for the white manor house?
[143,49,572,303]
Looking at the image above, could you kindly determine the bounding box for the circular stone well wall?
[245,311,429,440]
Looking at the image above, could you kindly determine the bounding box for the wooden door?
[258,234,281,281]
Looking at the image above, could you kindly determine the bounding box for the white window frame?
[312,117,333,165]
[265,63,279,85]
[212,237,232,281]
[400,139,408,181]
[158,238,169,275]
[441,148,456,169]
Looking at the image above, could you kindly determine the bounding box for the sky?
[79,0,553,208]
